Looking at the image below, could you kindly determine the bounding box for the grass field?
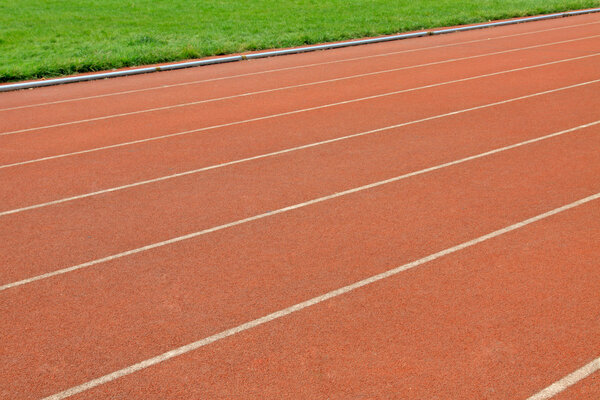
[1,0,598,82]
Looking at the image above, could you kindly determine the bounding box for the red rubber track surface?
[71,191,600,399]
[0,12,599,400]
[1,45,600,211]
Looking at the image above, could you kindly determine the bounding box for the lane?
[63,195,600,400]
[1,81,598,285]
[1,23,598,131]
[0,79,598,213]
[0,38,598,167]
[2,56,598,171]
[1,125,599,398]
[1,12,598,110]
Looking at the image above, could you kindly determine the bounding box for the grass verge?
[0,0,598,82]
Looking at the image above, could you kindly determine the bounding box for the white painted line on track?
[41,192,600,400]
[1,54,599,172]
[2,117,598,291]
[2,34,599,136]
[2,20,598,113]
[1,87,599,217]
[526,357,600,400]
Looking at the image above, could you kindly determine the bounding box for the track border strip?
[1,7,599,93]
[2,20,597,112]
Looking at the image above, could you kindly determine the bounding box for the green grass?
[0,0,598,82]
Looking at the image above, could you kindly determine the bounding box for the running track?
[1,12,599,399]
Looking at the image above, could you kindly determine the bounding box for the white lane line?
[2,34,599,137]
[2,20,598,113]
[2,91,599,219]
[2,54,599,171]
[2,117,598,292]
[41,192,600,400]
[526,357,600,400]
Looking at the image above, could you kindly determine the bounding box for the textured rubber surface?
[0,12,599,400]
